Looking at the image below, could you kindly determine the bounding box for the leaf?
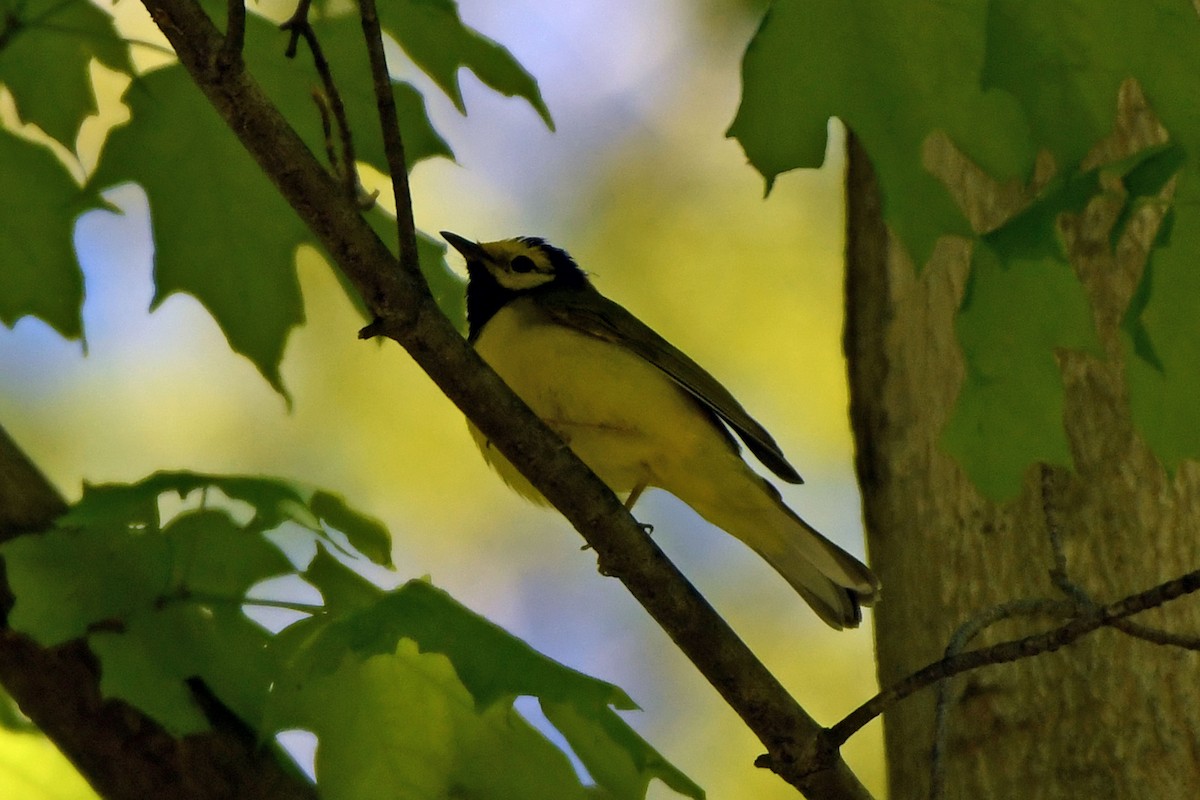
[974,0,1200,471]
[269,638,591,800]
[942,242,1098,499]
[979,1,1200,175]
[163,508,295,596]
[0,0,132,146]
[1,473,363,735]
[278,13,455,174]
[2,475,698,798]
[272,581,702,797]
[309,490,393,567]
[1125,201,1200,469]
[301,545,386,611]
[297,580,636,712]
[366,0,553,129]
[731,1,1200,483]
[273,639,464,800]
[0,687,35,733]
[729,0,1032,266]
[88,607,220,736]
[89,64,310,393]
[454,703,590,800]
[2,513,173,645]
[89,14,458,392]
[543,701,705,800]
[0,129,95,338]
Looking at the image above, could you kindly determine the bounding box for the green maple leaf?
[979,0,1200,471]
[271,580,704,799]
[369,0,553,129]
[729,0,1032,267]
[89,14,458,392]
[733,0,1200,486]
[0,0,132,146]
[0,129,97,338]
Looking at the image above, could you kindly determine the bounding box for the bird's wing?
[537,287,804,484]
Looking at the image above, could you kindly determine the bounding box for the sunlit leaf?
[293,580,636,712]
[543,700,705,800]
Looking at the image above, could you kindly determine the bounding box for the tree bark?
[844,82,1200,799]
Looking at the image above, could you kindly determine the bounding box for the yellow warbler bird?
[443,231,878,628]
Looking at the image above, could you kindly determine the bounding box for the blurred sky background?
[0,0,885,796]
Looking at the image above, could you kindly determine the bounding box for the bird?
[441,231,879,628]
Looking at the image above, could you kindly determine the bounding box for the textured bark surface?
[845,84,1200,799]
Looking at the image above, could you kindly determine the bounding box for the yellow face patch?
[478,239,558,290]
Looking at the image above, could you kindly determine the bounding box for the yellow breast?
[470,297,719,502]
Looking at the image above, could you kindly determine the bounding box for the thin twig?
[356,0,419,272]
[221,0,245,61]
[928,598,1074,800]
[280,1,359,200]
[1105,616,1200,648]
[827,567,1200,747]
[280,0,312,58]
[1041,466,1200,650]
[313,90,340,178]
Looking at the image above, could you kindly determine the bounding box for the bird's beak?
[440,231,487,262]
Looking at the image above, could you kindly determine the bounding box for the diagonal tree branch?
[0,424,318,800]
[131,0,872,796]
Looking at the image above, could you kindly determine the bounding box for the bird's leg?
[623,481,655,535]
[582,480,653,550]
[624,480,647,510]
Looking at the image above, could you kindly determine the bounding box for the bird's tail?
[693,473,879,629]
[748,515,879,629]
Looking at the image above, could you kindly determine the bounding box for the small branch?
[1104,615,1200,649]
[827,567,1200,747]
[280,0,359,201]
[281,0,312,57]
[220,0,245,65]
[1041,466,1200,650]
[356,0,420,272]
[928,598,1073,800]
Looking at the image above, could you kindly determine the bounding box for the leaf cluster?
[0,0,550,390]
[1,473,702,799]
[730,0,1200,498]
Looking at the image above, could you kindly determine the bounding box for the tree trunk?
[844,86,1200,800]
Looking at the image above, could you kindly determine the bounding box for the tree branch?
[132,0,872,795]
[355,0,418,272]
[827,566,1200,747]
[1041,466,1200,650]
[0,424,317,800]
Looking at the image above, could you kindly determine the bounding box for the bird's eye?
[510,255,536,274]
